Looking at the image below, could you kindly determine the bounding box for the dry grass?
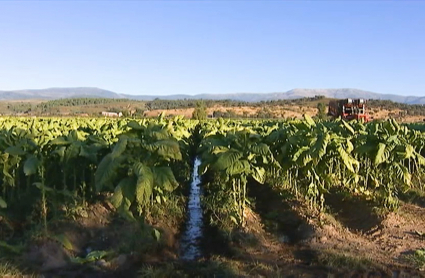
[144,104,425,122]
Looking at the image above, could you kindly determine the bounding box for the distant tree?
[192,101,207,120]
[212,110,222,118]
[317,102,327,120]
[225,109,237,118]
[256,107,273,119]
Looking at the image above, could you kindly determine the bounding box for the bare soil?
[144,105,316,119]
[236,182,425,277]
[0,201,182,277]
[4,187,425,277]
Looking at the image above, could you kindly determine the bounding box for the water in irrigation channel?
[179,157,203,260]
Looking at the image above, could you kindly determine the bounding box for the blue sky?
[0,1,424,96]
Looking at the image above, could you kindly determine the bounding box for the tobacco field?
[1,115,425,277]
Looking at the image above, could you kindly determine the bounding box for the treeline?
[39,97,136,107]
[121,95,327,110]
[35,98,144,114]
[145,99,247,110]
[252,95,327,107]
[3,98,146,116]
[6,102,33,113]
[368,99,425,116]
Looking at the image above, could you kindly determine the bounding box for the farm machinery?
[328,98,371,122]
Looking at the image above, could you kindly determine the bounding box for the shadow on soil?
[324,189,383,233]
[0,201,181,278]
[246,180,315,244]
[199,223,235,259]
[244,182,404,277]
[245,180,330,272]
[399,188,425,208]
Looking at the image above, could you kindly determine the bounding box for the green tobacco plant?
[200,127,279,227]
[0,117,126,233]
[266,115,360,209]
[355,119,425,209]
[1,115,425,243]
[95,120,187,219]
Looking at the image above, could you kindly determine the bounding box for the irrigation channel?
[179,157,203,260]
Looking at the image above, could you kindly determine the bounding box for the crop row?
[0,116,424,233]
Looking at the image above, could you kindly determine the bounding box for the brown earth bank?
[0,200,183,277]
[235,181,425,277]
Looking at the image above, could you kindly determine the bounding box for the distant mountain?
[0,87,121,100]
[0,87,424,104]
[127,88,425,104]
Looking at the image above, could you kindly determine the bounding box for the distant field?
[145,105,425,122]
[1,97,424,122]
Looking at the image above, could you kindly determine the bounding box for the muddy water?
[180,157,203,260]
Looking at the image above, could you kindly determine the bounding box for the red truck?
[328,98,370,122]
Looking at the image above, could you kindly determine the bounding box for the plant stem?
[38,162,48,235]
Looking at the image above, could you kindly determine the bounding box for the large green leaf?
[225,159,250,176]
[62,143,80,163]
[149,128,171,140]
[0,197,6,209]
[23,155,40,176]
[345,139,354,154]
[303,114,316,128]
[95,153,126,192]
[111,138,128,157]
[251,166,266,184]
[213,149,243,171]
[311,132,329,161]
[127,121,144,130]
[52,234,74,251]
[251,143,270,156]
[150,139,182,161]
[341,120,355,135]
[52,146,66,160]
[337,147,359,173]
[355,142,376,154]
[5,146,25,156]
[153,167,179,191]
[111,177,136,219]
[79,144,98,163]
[134,163,154,207]
[394,163,411,186]
[71,250,114,264]
[374,143,388,165]
[292,146,309,162]
[51,137,71,145]
[211,146,230,155]
[402,144,415,160]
